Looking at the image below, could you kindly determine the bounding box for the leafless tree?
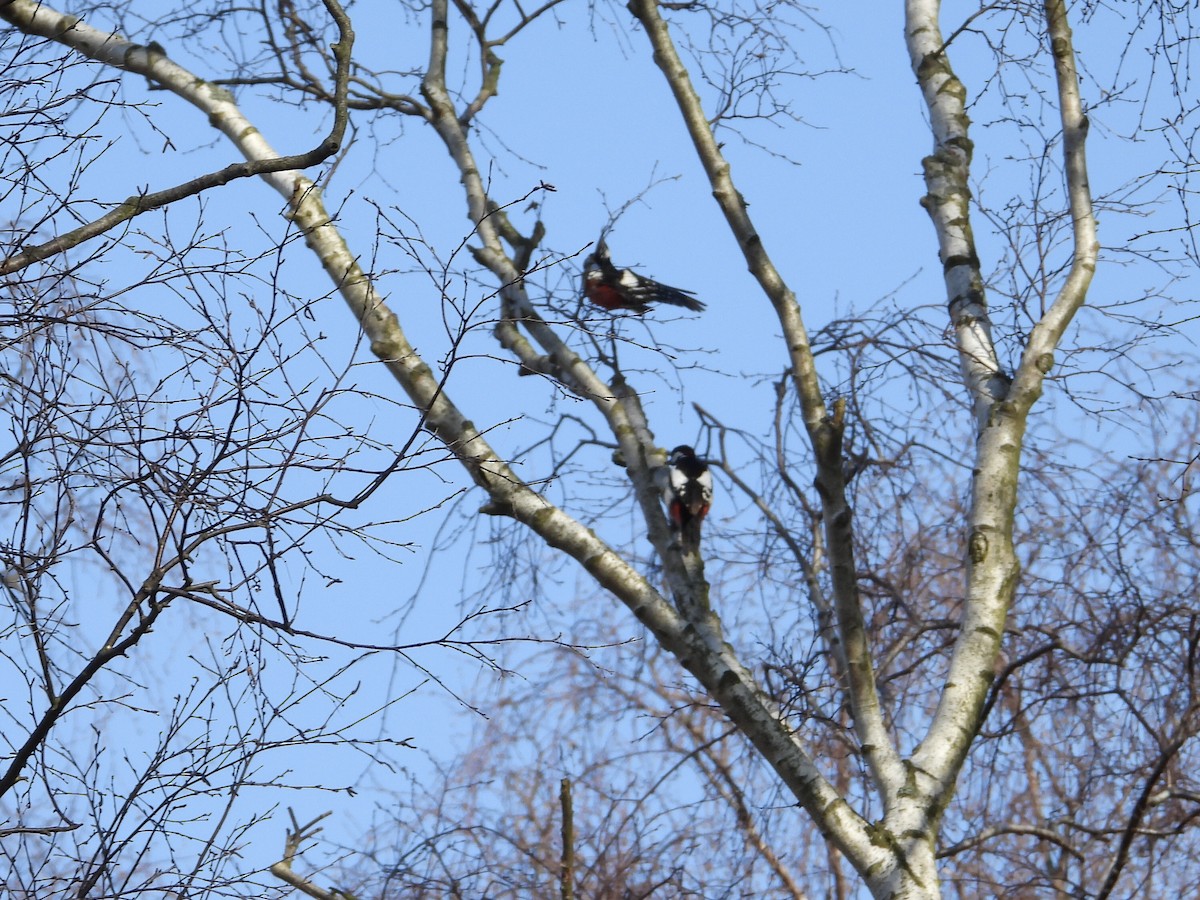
[2,0,1198,897]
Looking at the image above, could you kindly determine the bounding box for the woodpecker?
[659,445,713,549]
[581,241,705,314]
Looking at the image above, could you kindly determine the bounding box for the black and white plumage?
[581,240,705,314]
[658,445,713,549]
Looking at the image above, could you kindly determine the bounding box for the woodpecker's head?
[584,238,612,273]
[669,445,698,464]
[668,446,711,482]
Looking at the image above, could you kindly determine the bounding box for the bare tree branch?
[0,0,354,275]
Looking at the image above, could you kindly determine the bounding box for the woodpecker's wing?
[615,268,705,313]
[695,467,714,510]
[672,465,713,517]
[584,272,649,312]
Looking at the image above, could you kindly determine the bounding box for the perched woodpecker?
[658,445,713,549]
[581,241,705,314]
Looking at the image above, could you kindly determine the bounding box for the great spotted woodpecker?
[582,241,705,314]
[658,445,713,549]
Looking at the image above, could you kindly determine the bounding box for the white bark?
[904,0,1008,431]
[905,0,1097,863]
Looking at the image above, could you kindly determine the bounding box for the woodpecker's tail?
[648,283,705,312]
[677,514,704,551]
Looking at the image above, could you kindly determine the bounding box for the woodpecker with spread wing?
[582,240,705,313]
[658,445,713,550]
